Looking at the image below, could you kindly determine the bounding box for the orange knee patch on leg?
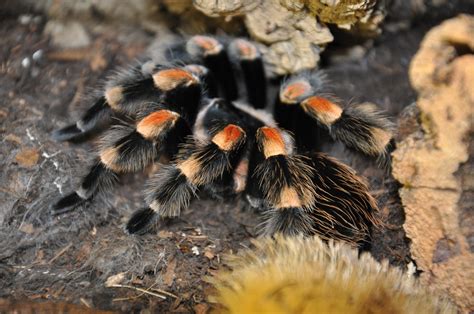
[104,86,123,109]
[370,127,392,154]
[177,157,201,184]
[153,68,198,91]
[100,147,120,172]
[280,80,312,104]
[276,187,302,209]
[212,124,245,151]
[301,96,343,125]
[233,39,258,60]
[257,127,286,158]
[190,35,222,56]
[136,110,179,139]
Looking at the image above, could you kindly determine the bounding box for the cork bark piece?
[392,15,474,313]
[190,0,382,74]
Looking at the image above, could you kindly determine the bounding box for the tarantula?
[52,35,393,245]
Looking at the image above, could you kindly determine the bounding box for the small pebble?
[18,14,32,25]
[21,57,31,68]
[32,50,43,61]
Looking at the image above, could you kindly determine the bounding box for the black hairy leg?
[300,97,394,158]
[170,35,239,101]
[52,109,190,214]
[126,123,246,234]
[274,71,394,158]
[53,66,203,142]
[274,71,331,152]
[249,126,380,245]
[228,38,267,109]
[52,96,111,142]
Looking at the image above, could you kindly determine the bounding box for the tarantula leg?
[97,110,187,172]
[52,61,153,142]
[52,65,202,143]
[300,97,394,157]
[275,71,325,127]
[107,67,202,120]
[52,160,118,214]
[251,126,380,245]
[251,126,316,236]
[187,36,238,101]
[126,124,246,234]
[52,96,112,142]
[52,110,188,214]
[229,39,267,109]
[274,71,329,151]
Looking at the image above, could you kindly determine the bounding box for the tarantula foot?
[51,192,87,215]
[51,124,86,142]
[125,207,157,235]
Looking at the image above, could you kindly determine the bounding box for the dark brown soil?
[0,4,470,313]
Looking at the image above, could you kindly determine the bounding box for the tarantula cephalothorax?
[52,35,394,245]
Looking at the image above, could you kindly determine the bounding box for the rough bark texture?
[392,15,474,313]
[190,0,383,74]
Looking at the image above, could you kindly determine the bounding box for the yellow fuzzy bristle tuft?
[208,236,455,314]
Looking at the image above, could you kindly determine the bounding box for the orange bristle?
[156,68,195,82]
[235,39,258,59]
[261,127,284,145]
[136,110,179,139]
[303,96,340,114]
[104,86,123,109]
[153,68,198,91]
[301,96,343,125]
[140,110,178,127]
[258,127,286,158]
[192,36,221,54]
[281,81,311,104]
[212,124,245,151]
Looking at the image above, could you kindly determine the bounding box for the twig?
[80,298,92,308]
[150,288,178,299]
[113,294,145,302]
[48,243,73,264]
[187,235,208,240]
[108,284,167,300]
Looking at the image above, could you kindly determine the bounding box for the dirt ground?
[0,3,472,313]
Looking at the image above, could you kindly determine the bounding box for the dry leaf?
[204,249,215,260]
[19,223,35,234]
[158,230,174,238]
[162,258,177,287]
[15,148,39,168]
